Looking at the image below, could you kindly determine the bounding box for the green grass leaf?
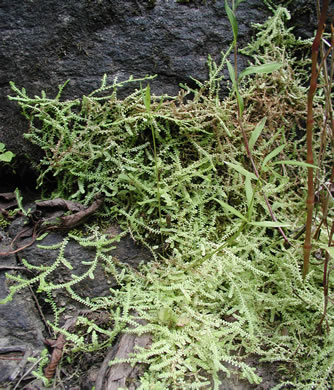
[249,221,290,227]
[143,84,151,112]
[236,90,244,116]
[225,161,257,180]
[249,117,266,151]
[225,0,238,44]
[213,198,247,221]
[273,160,319,169]
[226,60,237,88]
[227,60,244,115]
[244,176,253,209]
[262,144,285,169]
[239,63,282,81]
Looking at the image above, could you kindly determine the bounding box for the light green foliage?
[241,6,303,61]
[0,142,15,163]
[4,6,334,389]
[29,348,51,387]
[0,215,11,228]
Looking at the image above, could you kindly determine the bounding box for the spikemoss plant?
[3,4,334,389]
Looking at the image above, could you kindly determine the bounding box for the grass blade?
[249,221,290,227]
[273,160,319,169]
[262,144,285,169]
[214,198,247,221]
[249,117,266,151]
[225,0,238,43]
[239,63,282,81]
[225,161,257,180]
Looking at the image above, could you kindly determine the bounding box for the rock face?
[0,0,328,163]
[0,0,326,163]
[0,236,45,386]
[0,208,153,389]
[1,0,275,160]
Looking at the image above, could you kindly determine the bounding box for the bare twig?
[303,0,329,279]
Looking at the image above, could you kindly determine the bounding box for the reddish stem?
[303,0,329,279]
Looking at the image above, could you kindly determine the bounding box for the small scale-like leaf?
[218,118,232,137]
[262,144,285,168]
[137,198,157,205]
[82,261,94,265]
[118,173,130,181]
[158,306,174,324]
[249,117,266,151]
[103,150,112,161]
[228,285,234,298]
[176,314,191,328]
[124,123,134,136]
[91,330,98,345]
[160,191,173,206]
[239,63,282,80]
[78,179,85,194]
[60,256,73,270]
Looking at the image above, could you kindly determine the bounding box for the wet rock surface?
[0,236,45,387]
[1,0,273,159]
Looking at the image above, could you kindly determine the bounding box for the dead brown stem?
[303,0,329,279]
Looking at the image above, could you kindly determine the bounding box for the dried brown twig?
[0,194,104,257]
[303,0,329,279]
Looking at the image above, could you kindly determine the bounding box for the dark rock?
[0,0,272,160]
[286,0,334,40]
[1,0,332,171]
[0,235,45,386]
